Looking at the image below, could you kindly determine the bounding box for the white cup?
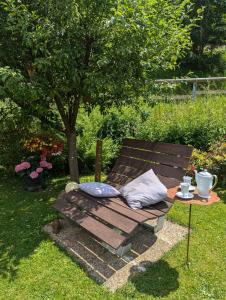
[183,176,192,185]
[180,182,190,197]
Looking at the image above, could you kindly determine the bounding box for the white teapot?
[194,169,218,199]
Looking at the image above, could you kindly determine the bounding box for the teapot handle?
[210,175,218,191]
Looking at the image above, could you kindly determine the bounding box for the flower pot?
[23,176,44,192]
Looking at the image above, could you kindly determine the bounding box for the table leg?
[186,204,192,267]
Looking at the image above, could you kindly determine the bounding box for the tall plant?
[189,0,226,55]
[0,0,195,181]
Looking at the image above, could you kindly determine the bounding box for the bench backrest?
[106,138,193,189]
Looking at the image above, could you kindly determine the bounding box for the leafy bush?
[75,96,225,174]
[135,96,225,150]
[189,142,226,187]
[75,108,118,174]
[97,111,137,143]
[0,101,67,175]
[0,100,40,170]
[1,96,225,177]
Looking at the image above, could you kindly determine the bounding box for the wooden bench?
[53,138,193,256]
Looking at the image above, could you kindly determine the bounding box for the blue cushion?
[79,182,120,198]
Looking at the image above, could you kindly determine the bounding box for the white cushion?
[79,182,120,198]
[120,169,167,209]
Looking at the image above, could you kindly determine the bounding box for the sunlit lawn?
[0,173,225,300]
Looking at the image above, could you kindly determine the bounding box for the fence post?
[95,139,102,182]
[192,82,198,100]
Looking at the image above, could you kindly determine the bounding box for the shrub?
[189,142,226,187]
[97,111,138,143]
[1,96,225,177]
[0,100,40,170]
[75,96,226,174]
[134,96,226,150]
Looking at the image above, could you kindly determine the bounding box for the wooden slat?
[123,138,193,157]
[107,172,131,186]
[77,189,170,221]
[121,146,190,168]
[53,196,127,249]
[67,191,138,234]
[107,166,180,189]
[77,191,151,223]
[105,181,122,191]
[109,165,146,180]
[111,156,185,180]
[158,175,180,189]
[108,196,170,218]
[143,201,172,214]
[141,207,165,217]
[107,196,160,219]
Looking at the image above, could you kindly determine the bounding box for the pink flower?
[46,163,52,170]
[15,164,23,173]
[40,160,49,168]
[21,162,31,169]
[36,167,43,173]
[29,171,39,179]
[15,161,31,173]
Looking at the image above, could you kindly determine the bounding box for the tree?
[190,0,226,55]
[0,0,194,181]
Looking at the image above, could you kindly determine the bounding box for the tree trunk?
[67,131,79,182]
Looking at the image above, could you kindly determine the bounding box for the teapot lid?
[199,169,212,177]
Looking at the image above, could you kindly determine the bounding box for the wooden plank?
[67,191,138,234]
[77,191,151,223]
[107,172,131,186]
[53,196,127,249]
[158,175,180,189]
[108,196,170,218]
[141,207,165,217]
[107,196,159,219]
[120,146,190,168]
[107,166,180,189]
[103,194,174,218]
[122,139,193,157]
[111,156,185,180]
[143,201,172,214]
[109,165,146,180]
[105,181,122,191]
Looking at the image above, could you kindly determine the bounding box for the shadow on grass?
[0,175,68,279]
[129,260,179,297]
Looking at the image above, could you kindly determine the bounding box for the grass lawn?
[0,173,225,300]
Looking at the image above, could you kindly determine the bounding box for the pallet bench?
[53,138,193,256]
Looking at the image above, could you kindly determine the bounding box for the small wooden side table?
[168,187,220,267]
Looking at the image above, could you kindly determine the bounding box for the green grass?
[0,174,225,300]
